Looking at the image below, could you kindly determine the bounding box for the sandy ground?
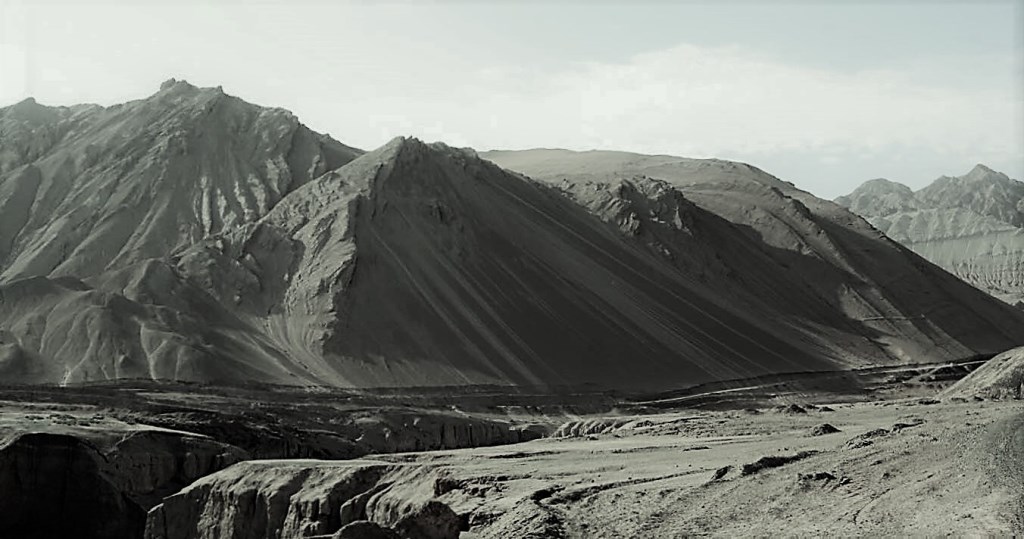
[3,378,1022,537]
[350,397,1024,537]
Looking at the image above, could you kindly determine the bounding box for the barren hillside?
[483,149,1024,367]
[2,87,1022,389]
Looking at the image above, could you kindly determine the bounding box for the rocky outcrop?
[552,418,633,438]
[0,432,145,538]
[144,460,462,539]
[0,429,243,539]
[943,346,1024,399]
[347,411,544,453]
[105,430,248,508]
[140,408,543,459]
[837,165,1024,304]
[0,400,549,539]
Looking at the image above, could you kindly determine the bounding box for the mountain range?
[836,165,1024,307]
[1,81,1022,390]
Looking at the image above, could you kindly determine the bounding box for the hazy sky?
[1,0,1021,198]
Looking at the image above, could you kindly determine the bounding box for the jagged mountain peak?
[965,163,1001,179]
[833,178,918,218]
[382,136,481,162]
[837,164,1024,304]
[0,83,362,282]
[8,96,40,111]
[924,163,1014,189]
[159,77,190,91]
[916,165,1023,226]
[155,77,226,97]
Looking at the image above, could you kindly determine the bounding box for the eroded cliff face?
[144,460,462,539]
[0,433,144,538]
[0,429,244,539]
[0,400,544,539]
[139,408,543,459]
[837,165,1024,305]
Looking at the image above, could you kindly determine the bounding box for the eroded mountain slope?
[482,149,1024,366]
[0,260,313,385]
[179,138,832,389]
[0,79,361,282]
[3,85,1022,389]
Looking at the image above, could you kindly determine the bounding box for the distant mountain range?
[1,81,1021,389]
[836,165,1024,307]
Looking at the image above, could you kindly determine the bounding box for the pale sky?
[1,0,1021,198]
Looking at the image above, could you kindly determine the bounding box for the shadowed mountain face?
[482,150,1024,367]
[177,139,831,390]
[836,165,1024,306]
[1,85,1022,390]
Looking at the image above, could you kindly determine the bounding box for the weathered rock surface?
[0,81,360,386]
[0,79,360,282]
[836,165,1024,304]
[552,418,633,438]
[944,346,1024,399]
[0,390,554,539]
[0,427,244,539]
[0,432,145,538]
[144,460,461,539]
[132,407,542,460]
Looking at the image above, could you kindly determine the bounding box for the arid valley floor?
[3,355,1024,538]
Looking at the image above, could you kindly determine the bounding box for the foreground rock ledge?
[144,459,460,539]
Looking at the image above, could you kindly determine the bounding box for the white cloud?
[446,44,1021,157]
[335,42,1020,196]
[2,11,1019,199]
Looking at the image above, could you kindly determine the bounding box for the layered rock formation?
[836,165,1024,305]
[144,460,461,539]
[483,150,1024,367]
[0,398,545,539]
